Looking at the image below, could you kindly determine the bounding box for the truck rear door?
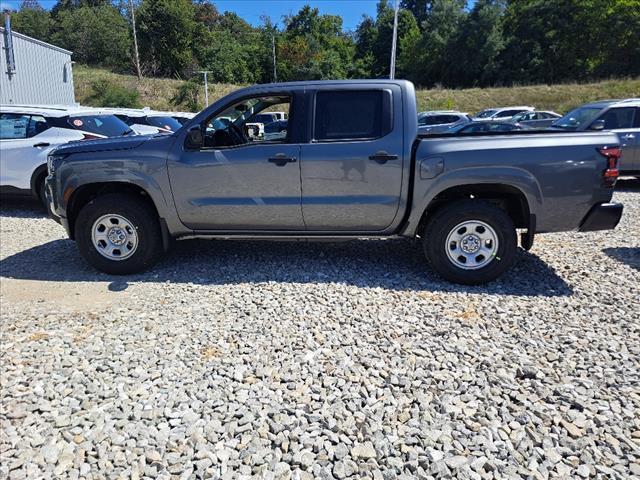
[300,86,405,231]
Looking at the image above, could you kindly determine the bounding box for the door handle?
[268,155,296,166]
[33,142,50,148]
[621,134,635,140]
[369,151,399,163]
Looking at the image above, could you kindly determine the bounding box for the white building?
[1,22,75,105]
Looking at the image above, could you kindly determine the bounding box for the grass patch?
[73,65,640,115]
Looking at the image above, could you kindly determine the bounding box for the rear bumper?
[578,202,623,232]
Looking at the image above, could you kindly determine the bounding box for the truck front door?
[299,86,405,231]
[168,93,305,230]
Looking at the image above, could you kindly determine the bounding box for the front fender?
[404,165,543,236]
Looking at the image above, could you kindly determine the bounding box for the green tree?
[137,0,197,77]
[10,1,52,42]
[447,0,506,87]
[278,5,356,81]
[50,5,131,71]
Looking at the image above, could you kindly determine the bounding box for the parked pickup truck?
[45,80,624,285]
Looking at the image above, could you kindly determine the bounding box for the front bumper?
[578,202,623,232]
[44,175,71,236]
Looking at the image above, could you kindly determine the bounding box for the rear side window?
[314,90,391,141]
[597,107,635,129]
[27,115,49,137]
[67,115,131,137]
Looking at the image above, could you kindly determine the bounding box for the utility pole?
[390,0,399,80]
[271,34,277,82]
[129,0,142,79]
[197,71,211,107]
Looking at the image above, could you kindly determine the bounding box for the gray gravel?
[1,181,639,479]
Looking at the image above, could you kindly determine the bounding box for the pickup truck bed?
[46,80,624,284]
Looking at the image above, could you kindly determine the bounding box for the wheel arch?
[415,182,533,238]
[30,164,48,199]
[66,181,170,250]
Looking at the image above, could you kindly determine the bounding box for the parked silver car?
[550,98,640,177]
[418,111,470,134]
[510,110,561,128]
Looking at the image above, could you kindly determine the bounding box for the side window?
[27,115,49,138]
[0,113,30,140]
[314,90,391,141]
[202,95,291,149]
[597,107,635,129]
[635,108,640,128]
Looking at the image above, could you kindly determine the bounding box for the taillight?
[81,133,102,140]
[598,146,621,187]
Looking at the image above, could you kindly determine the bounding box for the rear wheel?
[75,193,163,274]
[423,200,517,285]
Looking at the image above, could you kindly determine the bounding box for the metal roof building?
[1,25,76,105]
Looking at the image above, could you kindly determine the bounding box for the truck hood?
[51,134,157,156]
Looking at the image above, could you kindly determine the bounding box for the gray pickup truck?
[46,80,624,284]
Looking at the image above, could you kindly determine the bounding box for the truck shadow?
[0,196,47,219]
[602,247,640,271]
[616,177,640,191]
[0,237,573,297]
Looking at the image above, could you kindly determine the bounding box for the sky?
[0,0,381,30]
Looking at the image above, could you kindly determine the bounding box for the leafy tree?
[278,5,356,80]
[171,78,201,111]
[50,5,131,71]
[447,0,506,87]
[137,0,197,77]
[10,1,52,41]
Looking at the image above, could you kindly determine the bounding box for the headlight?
[47,154,65,175]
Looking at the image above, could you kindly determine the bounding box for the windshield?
[476,109,498,118]
[146,116,182,132]
[552,106,602,130]
[67,115,132,137]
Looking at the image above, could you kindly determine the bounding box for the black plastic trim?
[578,202,623,232]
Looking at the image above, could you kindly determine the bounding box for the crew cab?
[46,80,624,284]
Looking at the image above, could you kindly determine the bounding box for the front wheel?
[423,200,517,285]
[75,193,163,275]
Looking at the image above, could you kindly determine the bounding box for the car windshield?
[476,109,497,118]
[552,106,602,130]
[66,115,132,136]
[146,116,183,132]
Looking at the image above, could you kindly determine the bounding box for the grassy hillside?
[74,65,640,115]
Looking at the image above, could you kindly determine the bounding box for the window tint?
[597,107,635,129]
[27,115,49,137]
[0,113,30,139]
[314,90,390,141]
[146,116,182,132]
[635,108,640,128]
[202,95,291,148]
[67,115,132,137]
[419,116,441,126]
[496,109,526,118]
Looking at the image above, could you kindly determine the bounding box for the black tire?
[75,193,163,275]
[423,200,517,285]
[35,175,48,212]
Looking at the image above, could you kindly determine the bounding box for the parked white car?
[101,108,183,134]
[0,105,133,206]
[473,106,535,121]
[166,111,196,126]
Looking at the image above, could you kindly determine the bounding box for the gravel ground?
[1,182,639,480]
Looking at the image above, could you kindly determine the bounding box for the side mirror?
[184,125,203,149]
[590,119,605,131]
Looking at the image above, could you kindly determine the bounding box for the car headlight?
[47,154,65,175]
